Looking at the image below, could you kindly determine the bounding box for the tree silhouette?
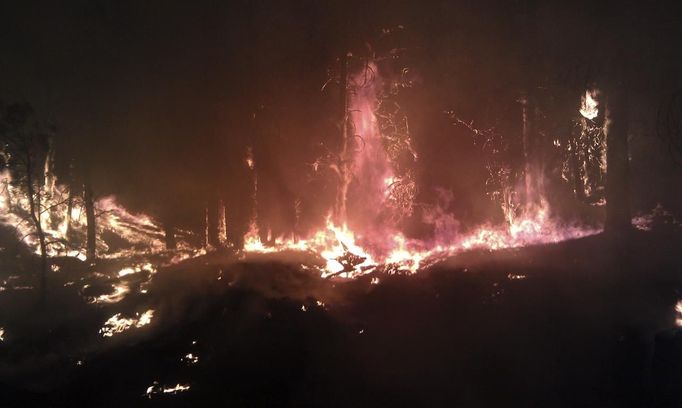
[0,102,52,302]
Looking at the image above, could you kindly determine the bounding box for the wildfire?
[0,58,606,287]
[238,62,600,277]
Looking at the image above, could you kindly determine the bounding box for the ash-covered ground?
[1,226,682,407]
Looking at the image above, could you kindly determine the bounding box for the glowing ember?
[146,382,191,398]
[164,384,190,393]
[632,204,680,231]
[118,267,137,277]
[89,283,130,304]
[99,309,155,337]
[118,262,156,277]
[675,301,682,327]
[182,353,199,365]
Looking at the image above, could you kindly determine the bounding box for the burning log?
[326,242,367,278]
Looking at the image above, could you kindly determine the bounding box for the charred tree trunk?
[225,194,247,250]
[604,84,632,233]
[520,93,540,202]
[334,53,351,224]
[64,159,75,238]
[25,154,48,304]
[84,178,97,262]
[204,206,209,248]
[519,0,542,206]
[221,201,228,244]
[569,122,586,201]
[4,178,12,212]
[65,188,73,238]
[164,223,176,250]
[206,197,220,248]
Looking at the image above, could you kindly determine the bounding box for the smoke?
[420,188,461,245]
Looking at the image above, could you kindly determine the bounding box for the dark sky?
[1,1,681,231]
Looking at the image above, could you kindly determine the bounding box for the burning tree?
[325,34,417,230]
[0,102,53,301]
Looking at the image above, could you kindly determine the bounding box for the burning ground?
[0,223,681,406]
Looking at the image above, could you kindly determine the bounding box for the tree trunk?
[207,197,220,248]
[570,122,586,201]
[164,223,176,250]
[203,206,209,248]
[334,52,351,224]
[25,155,48,304]
[4,178,12,211]
[604,84,632,233]
[65,188,73,238]
[84,179,97,262]
[519,0,542,206]
[520,92,540,203]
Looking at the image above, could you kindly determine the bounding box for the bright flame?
[182,353,199,364]
[163,384,190,394]
[90,283,130,304]
[146,383,191,398]
[99,309,155,338]
[579,90,599,120]
[676,300,682,327]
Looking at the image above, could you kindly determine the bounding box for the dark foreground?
[1,229,682,407]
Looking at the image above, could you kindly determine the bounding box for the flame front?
[0,59,603,282]
[240,60,600,276]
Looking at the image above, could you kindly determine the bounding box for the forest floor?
[0,226,681,407]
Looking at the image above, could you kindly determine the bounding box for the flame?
[163,384,190,394]
[89,283,130,304]
[242,200,598,277]
[241,76,601,278]
[579,90,599,120]
[235,59,596,277]
[0,168,203,267]
[182,353,199,364]
[99,309,155,337]
[146,382,191,398]
[245,146,255,170]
